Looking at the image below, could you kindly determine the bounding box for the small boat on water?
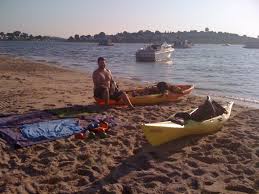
[95,84,194,106]
[173,40,193,48]
[136,42,174,62]
[142,101,234,146]
[98,39,114,46]
[244,41,259,49]
[222,43,231,46]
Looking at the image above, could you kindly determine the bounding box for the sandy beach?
[0,55,258,194]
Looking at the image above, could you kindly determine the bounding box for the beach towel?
[20,119,83,141]
[0,113,116,148]
[0,111,58,148]
[0,127,49,148]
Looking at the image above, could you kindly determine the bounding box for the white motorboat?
[136,42,174,62]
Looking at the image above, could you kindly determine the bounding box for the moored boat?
[173,39,193,48]
[222,43,231,46]
[244,41,259,49]
[136,42,174,62]
[98,39,114,46]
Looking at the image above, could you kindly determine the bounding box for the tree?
[205,27,209,32]
[98,32,106,38]
[68,36,74,41]
[144,30,152,34]
[80,35,86,41]
[35,35,42,40]
[74,34,80,40]
[155,30,161,35]
[20,33,28,39]
[93,32,106,40]
[13,31,21,37]
[6,33,14,40]
[86,35,92,39]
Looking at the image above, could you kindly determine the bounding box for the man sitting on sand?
[92,57,134,109]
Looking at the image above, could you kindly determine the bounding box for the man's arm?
[106,69,114,82]
[92,71,99,87]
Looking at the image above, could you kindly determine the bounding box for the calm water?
[1,41,259,107]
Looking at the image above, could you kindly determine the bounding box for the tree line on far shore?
[1,29,258,44]
[0,31,64,41]
[68,28,259,44]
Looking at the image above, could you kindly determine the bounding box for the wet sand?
[0,55,258,193]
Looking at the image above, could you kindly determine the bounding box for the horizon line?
[1,29,258,39]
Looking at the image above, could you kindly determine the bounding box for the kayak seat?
[169,96,227,124]
[168,112,191,125]
[191,96,227,121]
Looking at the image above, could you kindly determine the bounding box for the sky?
[0,0,259,38]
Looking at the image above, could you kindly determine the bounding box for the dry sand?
[0,55,258,194]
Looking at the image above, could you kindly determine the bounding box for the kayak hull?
[95,84,194,106]
[141,101,234,146]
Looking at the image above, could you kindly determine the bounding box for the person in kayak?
[92,57,134,109]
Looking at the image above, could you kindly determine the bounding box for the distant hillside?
[0,31,65,41]
[67,30,259,45]
[1,30,257,44]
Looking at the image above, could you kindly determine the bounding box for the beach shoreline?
[0,55,258,193]
[2,53,259,110]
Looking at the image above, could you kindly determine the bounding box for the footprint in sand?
[24,182,37,194]
[38,150,59,159]
[227,165,242,175]
[225,183,256,193]
[77,154,89,161]
[44,104,56,107]
[225,155,238,164]
[58,161,75,168]
[192,168,205,176]
[76,177,89,186]
[186,178,200,190]
[76,168,96,182]
[181,172,191,179]
[40,175,63,185]
[191,146,201,151]
[203,180,214,186]
[216,138,232,144]
[33,144,48,152]
[37,158,52,165]
[21,164,47,176]
[144,181,160,189]
[186,160,198,168]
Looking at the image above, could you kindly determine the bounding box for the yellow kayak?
[141,101,234,146]
[128,85,194,105]
[95,84,194,106]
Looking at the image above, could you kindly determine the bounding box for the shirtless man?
[92,57,134,109]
